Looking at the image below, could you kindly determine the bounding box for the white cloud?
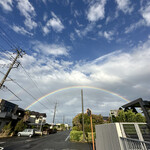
[24,18,37,30]
[32,41,69,57]
[115,0,133,14]
[75,23,95,38]
[42,12,64,35]
[99,31,114,40]
[16,0,37,30]
[12,25,33,36]
[74,10,81,18]
[0,0,13,11]
[125,19,145,34]
[87,0,106,22]
[70,33,75,41]
[141,3,150,26]
[43,13,48,21]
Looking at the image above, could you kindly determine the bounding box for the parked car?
[18,129,35,137]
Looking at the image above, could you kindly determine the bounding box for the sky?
[0,0,150,124]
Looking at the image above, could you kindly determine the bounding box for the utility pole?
[0,49,24,89]
[52,102,57,126]
[81,89,85,141]
[63,115,65,124]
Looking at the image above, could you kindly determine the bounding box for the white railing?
[121,137,150,150]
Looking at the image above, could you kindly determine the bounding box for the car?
[18,129,35,137]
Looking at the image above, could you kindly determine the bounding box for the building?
[27,111,47,125]
[109,110,118,117]
[0,99,47,132]
[0,99,18,131]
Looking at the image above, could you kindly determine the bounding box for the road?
[0,131,93,150]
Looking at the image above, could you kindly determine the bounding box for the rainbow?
[25,86,130,110]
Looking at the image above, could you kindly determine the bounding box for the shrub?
[1,122,12,136]
[70,131,83,142]
[72,126,79,131]
[14,120,27,133]
[87,132,96,142]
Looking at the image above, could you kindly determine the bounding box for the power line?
[0,25,18,49]
[2,85,22,101]
[0,70,49,110]
[20,64,51,106]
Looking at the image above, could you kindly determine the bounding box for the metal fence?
[121,137,150,150]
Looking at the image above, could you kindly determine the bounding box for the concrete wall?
[95,123,121,150]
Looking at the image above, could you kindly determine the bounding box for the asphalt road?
[0,130,93,150]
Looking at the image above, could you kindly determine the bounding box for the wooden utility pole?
[52,102,57,126]
[81,89,85,141]
[0,49,24,89]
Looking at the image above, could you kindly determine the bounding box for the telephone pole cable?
[0,49,24,89]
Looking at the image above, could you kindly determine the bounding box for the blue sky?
[0,0,150,123]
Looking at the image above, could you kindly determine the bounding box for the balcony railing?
[120,137,150,150]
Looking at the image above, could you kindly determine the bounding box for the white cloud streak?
[115,0,133,14]
[12,25,33,36]
[0,0,13,11]
[42,12,64,35]
[16,0,37,30]
[125,20,145,34]
[32,41,69,57]
[141,3,150,26]
[99,31,114,40]
[87,0,106,22]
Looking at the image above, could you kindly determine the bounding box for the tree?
[135,113,146,122]
[14,119,27,133]
[1,122,12,136]
[113,109,146,123]
[23,110,30,122]
[72,113,104,132]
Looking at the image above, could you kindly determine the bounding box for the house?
[55,123,69,130]
[109,110,118,117]
[0,99,18,131]
[27,111,47,125]
[0,99,47,132]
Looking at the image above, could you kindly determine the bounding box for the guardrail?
[120,137,150,150]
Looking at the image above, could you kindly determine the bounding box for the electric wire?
[0,70,49,109]
[2,85,22,101]
[20,64,51,105]
[0,25,18,49]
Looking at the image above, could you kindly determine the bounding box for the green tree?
[125,110,136,122]
[116,110,126,122]
[135,113,145,122]
[113,109,146,123]
[2,122,12,136]
[14,119,27,133]
[72,113,104,132]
